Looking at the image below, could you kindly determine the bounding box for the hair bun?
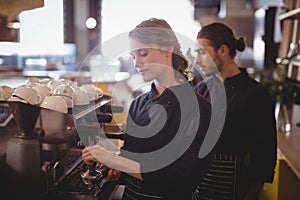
[235,37,246,51]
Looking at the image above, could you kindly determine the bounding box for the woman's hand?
[82,146,121,181]
[82,146,100,166]
[82,145,111,166]
[82,145,107,165]
[105,169,121,181]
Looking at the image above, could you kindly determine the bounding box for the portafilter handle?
[87,162,98,176]
[81,162,102,186]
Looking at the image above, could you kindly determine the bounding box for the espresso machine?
[4,95,120,199]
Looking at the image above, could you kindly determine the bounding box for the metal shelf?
[73,95,112,120]
[279,8,300,20]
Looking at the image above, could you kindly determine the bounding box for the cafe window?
[20,0,64,54]
[102,0,200,50]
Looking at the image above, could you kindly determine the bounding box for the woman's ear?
[167,45,174,53]
[160,46,174,57]
[218,44,229,56]
[166,46,174,57]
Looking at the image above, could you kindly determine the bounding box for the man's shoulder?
[242,75,274,102]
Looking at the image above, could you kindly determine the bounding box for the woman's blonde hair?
[129,18,189,80]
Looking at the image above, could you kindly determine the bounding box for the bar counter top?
[277,126,300,180]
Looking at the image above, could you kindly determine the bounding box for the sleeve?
[247,89,277,183]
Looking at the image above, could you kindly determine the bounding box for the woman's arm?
[82,145,143,180]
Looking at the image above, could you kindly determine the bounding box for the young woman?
[193,22,277,200]
[82,18,213,199]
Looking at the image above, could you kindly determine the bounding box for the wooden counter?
[261,127,300,200]
[277,127,300,180]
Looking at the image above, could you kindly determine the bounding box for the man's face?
[194,38,221,76]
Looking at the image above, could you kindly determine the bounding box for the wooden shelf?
[279,7,300,21]
[0,0,44,20]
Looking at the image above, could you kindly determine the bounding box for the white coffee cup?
[40,96,68,113]
[50,85,74,108]
[58,78,73,86]
[51,85,74,99]
[40,78,51,86]
[47,80,64,90]
[73,88,90,105]
[33,85,51,103]
[61,96,74,108]
[80,84,103,101]
[12,86,41,105]
[0,85,14,101]
[25,77,41,87]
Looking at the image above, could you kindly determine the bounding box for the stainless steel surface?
[6,137,41,177]
[37,108,76,141]
[73,98,111,120]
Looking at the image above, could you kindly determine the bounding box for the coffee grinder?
[6,101,41,180]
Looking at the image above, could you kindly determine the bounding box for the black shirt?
[120,82,213,200]
[194,73,277,183]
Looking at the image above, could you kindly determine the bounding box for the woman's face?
[129,38,172,82]
[194,38,221,76]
